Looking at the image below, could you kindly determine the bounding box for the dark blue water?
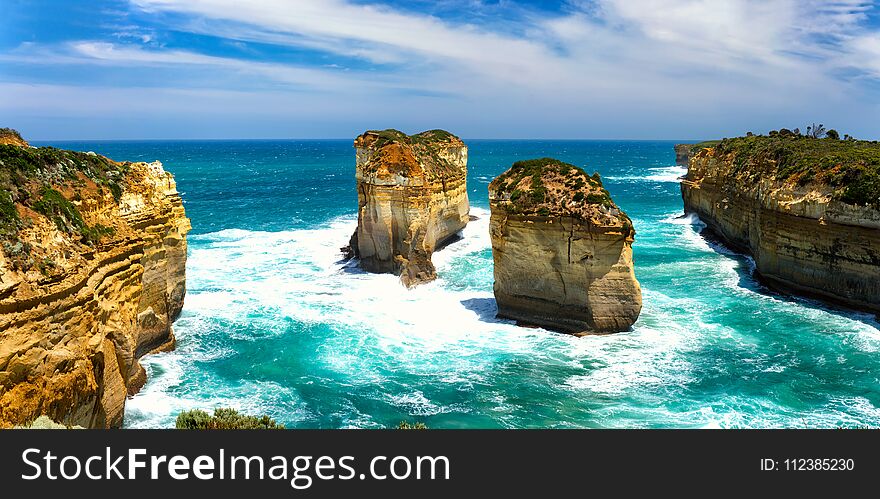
[36,140,880,428]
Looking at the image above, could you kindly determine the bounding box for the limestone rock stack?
[0,130,190,428]
[489,158,642,334]
[350,129,469,287]
[681,135,880,313]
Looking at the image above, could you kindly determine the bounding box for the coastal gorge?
[0,129,190,428]
[679,131,880,314]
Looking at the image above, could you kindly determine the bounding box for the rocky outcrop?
[0,132,190,428]
[681,136,880,313]
[350,129,469,287]
[489,158,642,334]
[0,128,29,148]
[674,144,693,166]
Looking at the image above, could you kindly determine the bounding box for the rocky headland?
[675,143,693,166]
[675,141,721,166]
[680,131,880,313]
[0,130,190,428]
[348,129,469,287]
[489,158,642,334]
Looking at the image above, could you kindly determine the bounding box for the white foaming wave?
[130,202,880,428]
[645,165,689,182]
[661,211,705,227]
[131,208,572,426]
[654,210,880,349]
[693,395,880,429]
[432,207,491,270]
[658,213,880,353]
[126,352,308,428]
[563,288,721,396]
[604,165,688,183]
[136,210,722,425]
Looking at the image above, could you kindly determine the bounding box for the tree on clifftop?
[807,123,826,139]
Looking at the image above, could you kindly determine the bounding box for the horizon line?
[26,137,712,143]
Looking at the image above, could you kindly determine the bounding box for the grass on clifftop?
[0,142,128,268]
[360,129,463,179]
[689,140,722,153]
[366,128,459,149]
[709,133,880,208]
[492,158,611,209]
[490,158,631,233]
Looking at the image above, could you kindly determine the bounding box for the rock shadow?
[460,297,505,324]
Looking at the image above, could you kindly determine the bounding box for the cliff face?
[0,135,189,428]
[489,158,642,334]
[351,129,469,287]
[681,137,880,313]
[674,144,693,166]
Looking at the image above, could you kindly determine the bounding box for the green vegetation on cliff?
[709,134,880,208]
[358,128,464,180]
[489,157,634,234]
[689,140,722,153]
[491,158,612,212]
[0,141,128,261]
[175,408,284,429]
[366,128,459,150]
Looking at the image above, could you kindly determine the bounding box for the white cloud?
[129,0,878,78]
[848,33,880,77]
[1,40,414,93]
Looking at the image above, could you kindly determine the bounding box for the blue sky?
[1,0,880,140]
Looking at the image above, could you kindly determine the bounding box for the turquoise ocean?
[34,140,880,429]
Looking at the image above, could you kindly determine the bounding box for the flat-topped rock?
[489,158,642,334]
[349,129,470,287]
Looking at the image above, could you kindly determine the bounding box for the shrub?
[586,193,609,205]
[826,129,840,140]
[0,190,20,237]
[397,421,428,429]
[33,188,85,234]
[175,408,284,429]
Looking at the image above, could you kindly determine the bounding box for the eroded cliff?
[350,129,469,287]
[675,144,692,166]
[681,133,880,313]
[0,131,189,428]
[489,158,642,334]
[675,141,721,166]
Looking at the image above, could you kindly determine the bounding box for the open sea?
[33,139,880,429]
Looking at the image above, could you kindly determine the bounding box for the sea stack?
[681,131,880,313]
[489,158,642,334]
[349,129,469,287]
[0,129,190,428]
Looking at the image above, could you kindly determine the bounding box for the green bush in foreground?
[397,421,428,429]
[175,408,284,429]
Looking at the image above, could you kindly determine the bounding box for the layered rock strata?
[349,129,469,287]
[0,132,189,428]
[489,158,642,334]
[681,135,880,313]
